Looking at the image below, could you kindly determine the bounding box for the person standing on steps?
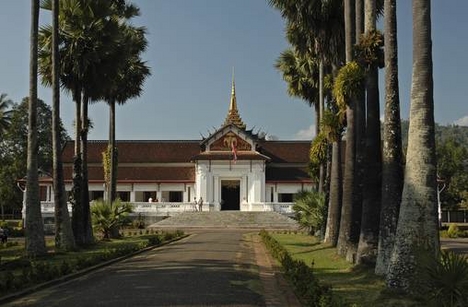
[193,197,198,211]
[198,197,203,212]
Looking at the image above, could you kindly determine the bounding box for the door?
[221,180,240,210]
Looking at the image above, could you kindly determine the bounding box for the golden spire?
[224,69,246,129]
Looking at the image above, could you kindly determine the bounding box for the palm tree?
[336,0,358,260]
[322,109,344,246]
[101,23,150,204]
[375,0,403,276]
[356,0,383,265]
[386,0,439,290]
[293,190,326,235]
[51,0,75,251]
[38,0,125,245]
[25,0,47,257]
[270,0,344,194]
[275,48,320,135]
[0,94,13,137]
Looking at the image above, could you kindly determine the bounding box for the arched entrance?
[221,180,240,210]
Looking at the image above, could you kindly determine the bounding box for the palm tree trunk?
[375,0,403,276]
[109,99,117,204]
[355,0,364,38]
[357,0,382,265]
[71,88,84,245]
[52,0,75,251]
[80,93,93,244]
[318,59,326,194]
[337,0,359,261]
[324,140,342,246]
[26,0,46,257]
[387,0,439,290]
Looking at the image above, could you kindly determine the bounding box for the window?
[278,193,293,202]
[161,191,183,202]
[143,192,156,202]
[39,186,48,201]
[169,191,183,202]
[117,192,130,202]
[90,191,104,201]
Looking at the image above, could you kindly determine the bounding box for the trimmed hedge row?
[260,230,343,307]
[0,230,184,295]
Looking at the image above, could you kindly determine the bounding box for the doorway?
[221,180,240,210]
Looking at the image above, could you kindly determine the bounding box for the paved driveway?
[2,232,269,307]
[441,237,468,255]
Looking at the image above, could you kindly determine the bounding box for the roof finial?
[223,69,246,129]
[230,67,236,111]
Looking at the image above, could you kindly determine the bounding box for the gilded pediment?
[210,131,252,151]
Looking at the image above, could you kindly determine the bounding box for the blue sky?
[0,1,467,141]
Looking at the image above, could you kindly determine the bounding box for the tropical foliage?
[436,138,468,209]
[0,94,13,137]
[0,98,69,218]
[413,250,468,307]
[91,199,133,240]
[292,191,326,235]
[333,61,366,110]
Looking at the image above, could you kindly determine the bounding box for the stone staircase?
[148,211,300,230]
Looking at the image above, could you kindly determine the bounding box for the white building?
[26,78,314,222]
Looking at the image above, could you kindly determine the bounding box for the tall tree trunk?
[375,0,403,276]
[108,99,117,203]
[80,94,93,244]
[351,0,366,263]
[324,140,343,246]
[318,59,326,194]
[108,99,120,238]
[357,0,382,265]
[387,0,439,290]
[71,89,84,245]
[355,0,364,38]
[337,0,359,262]
[52,0,75,251]
[26,0,46,257]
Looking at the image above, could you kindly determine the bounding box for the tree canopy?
[0,97,69,214]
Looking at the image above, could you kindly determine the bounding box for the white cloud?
[454,116,468,126]
[294,124,316,140]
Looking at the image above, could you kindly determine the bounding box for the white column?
[214,175,221,208]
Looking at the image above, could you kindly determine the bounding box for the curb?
[0,234,190,306]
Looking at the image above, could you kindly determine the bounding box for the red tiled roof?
[58,140,311,183]
[259,141,310,163]
[62,140,201,163]
[266,167,312,182]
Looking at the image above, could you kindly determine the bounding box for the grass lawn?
[270,232,420,306]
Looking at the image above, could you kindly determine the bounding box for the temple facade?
[27,77,314,223]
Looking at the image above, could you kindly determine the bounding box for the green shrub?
[293,191,326,235]
[147,236,161,246]
[413,250,468,307]
[447,224,461,238]
[260,230,340,306]
[60,261,73,275]
[91,199,134,239]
